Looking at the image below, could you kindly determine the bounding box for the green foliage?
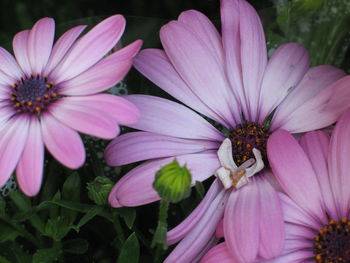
[117,233,140,263]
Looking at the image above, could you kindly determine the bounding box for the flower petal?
[200,243,234,263]
[258,43,310,122]
[133,49,229,127]
[126,95,224,141]
[267,130,325,222]
[257,176,284,260]
[224,179,260,263]
[16,117,44,196]
[44,25,87,75]
[51,15,126,83]
[108,151,220,207]
[56,94,139,125]
[13,30,31,75]
[41,113,85,169]
[265,251,314,263]
[28,17,55,74]
[300,131,337,220]
[105,131,219,166]
[160,20,238,127]
[60,40,142,95]
[0,115,29,186]
[167,180,222,245]
[0,47,23,80]
[49,99,119,139]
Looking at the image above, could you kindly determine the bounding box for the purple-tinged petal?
[328,109,350,219]
[271,66,346,131]
[108,151,220,208]
[224,179,260,263]
[0,115,29,186]
[0,106,16,125]
[51,15,126,83]
[282,237,313,255]
[49,99,119,139]
[167,180,222,245]
[0,47,24,80]
[133,49,229,127]
[105,131,219,166]
[267,130,325,222]
[239,0,267,121]
[126,95,224,141]
[16,117,44,196]
[0,70,16,87]
[257,176,284,260]
[200,243,234,263]
[60,40,142,95]
[13,30,31,76]
[28,17,55,74]
[192,236,218,263]
[56,94,139,126]
[264,251,314,263]
[300,131,337,220]
[160,20,238,127]
[164,189,228,263]
[41,113,85,169]
[258,43,310,122]
[44,25,87,75]
[215,219,224,238]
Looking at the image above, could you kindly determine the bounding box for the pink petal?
[257,176,284,260]
[167,180,222,245]
[108,151,220,208]
[164,189,228,263]
[271,66,346,131]
[0,47,23,80]
[328,109,350,218]
[267,130,325,222]
[49,99,119,139]
[41,113,85,169]
[224,179,260,263]
[16,117,44,196]
[133,49,229,127]
[264,251,314,263]
[56,94,139,125]
[199,243,234,263]
[126,95,224,141]
[28,17,55,74]
[0,70,16,87]
[60,40,142,95]
[13,30,31,75]
[258,43,310,122]
[50,15,126,83]
[0,115,29,186]
[160,20,239,127]
[44,25,87,75]
[105,131,219,166]
[300,131,337,220]
[215,219,224,238]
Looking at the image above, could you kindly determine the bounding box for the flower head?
[105,0,350,262]
[0,15,141,196]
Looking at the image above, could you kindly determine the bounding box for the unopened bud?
[87,176,113,205]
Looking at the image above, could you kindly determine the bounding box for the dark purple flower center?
[230,122,270,166]
[10,74,59,114]
[313,218,350,262]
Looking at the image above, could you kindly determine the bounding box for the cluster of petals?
[0,15,141,196]
[202,109,350,262]
[105,0,350,262]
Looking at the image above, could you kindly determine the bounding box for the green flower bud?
[153,160,192,203]
[87,176,113,205]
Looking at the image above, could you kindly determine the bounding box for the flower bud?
[153,160,192,203]
[87,176,113,205]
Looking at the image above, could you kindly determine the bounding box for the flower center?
[10,74,59,114]
[230,122,270,166]
[313,218,350,263]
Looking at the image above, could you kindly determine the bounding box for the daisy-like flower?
[0,15,141,196]
[104,0,350,262]
[262,109,350,263]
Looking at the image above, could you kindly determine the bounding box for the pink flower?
[0,16,141,196]
[105,0,350,262]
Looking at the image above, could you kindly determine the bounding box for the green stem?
[112,212,125,249]
[153,200,170,263]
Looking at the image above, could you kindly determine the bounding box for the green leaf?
[9,191,31,213]
[0,255,12,263]
[117,233,140,263]
[62,238,89,254]
[118,208,136,229]
[38,200,94,213]
[62,173,81,202]
[32,248,60,263]
[0,221,18,242]
[194,181,205,199]
[86,139,105,178]
[44,216,72,241]
[75,206,104,231]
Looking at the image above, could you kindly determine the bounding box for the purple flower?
[0,16,141,196]
[105,0,350,262]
